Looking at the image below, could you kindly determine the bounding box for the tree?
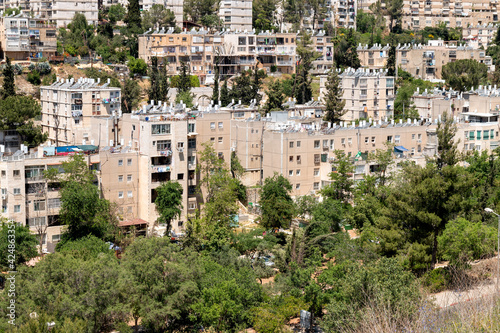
[155,181,183,236]
[148,56,170,103]
[264,79,285,112]
[323,69,346,123]
[442,59,487,92]
[45,154,118,242]
[212,67,219,105]
[127,57,148,76]
[385,0,404,33]
[0,95,47,147]
[178,61,191,94]
[386,44,397,76]
[284,0,305,31]
[0,220,38,270]
[356,9,376,34]
[438,218,496,269]
[321,150,354,205]
[108,4,126,24]
[436,112,459,169]
[259,173,295,229]
[334,28,361,69]
[2,57,15,98]
[295,32,320,104]
[121,238,201,331]
[305,0,327,31]
[125,0,142,31]
[184,0,220,26]
[253,0,277,32]
[142,4,176,31]
[220,79,230,106]
[122,78,141,113]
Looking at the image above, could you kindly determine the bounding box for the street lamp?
[485,207,500,293]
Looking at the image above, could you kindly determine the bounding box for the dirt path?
[432,279,498,308]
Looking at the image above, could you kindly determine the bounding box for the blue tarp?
[394,146,409,152]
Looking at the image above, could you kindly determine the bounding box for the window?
[34,200,45,211]
[127,174,132,182]
[13,170,20,177]
[314,140,320,149]
[218,137,223,144]
[289,170,293,176]
[289,156,294,162]
[314,154,320,164]
[365,137,369,143]
[177,142,184,149]
[289,141,294,148]
[210,122,216,129]
[323,140,329,148]
[189,202,196,210]
[297,141,301,147]
[152,124,171,135]
[395,135,401,143]
[14,205,20,213]
[188,138,196,149]
[314,168,319,176]
[118,159,123,166]
[297,156,301,164]
[157,140,172,151]
[28,217,46,227]
[13,188,20,195]
[477,130,482,140]
[330,140,334,150]
[412,134,416,140]
[1,171,5,176]
[218,122,224,129]
[313,182,320,190]
[371,137,376,143]
[296,170,301,176]
[118,191,124,198]
[52,234,61,242]
[218,152,224,160]
[178,173,184,180]
[188,123,195,133]
[118,175,123,182]
[47,198,61,209]
[127,158,132,166]
[387,136,393,143]
[127,191,133,198]
[296,184,300,189]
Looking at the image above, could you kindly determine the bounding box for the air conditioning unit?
[178,147,184,153]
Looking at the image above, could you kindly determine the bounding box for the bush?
[421,267,450,293]
[27,70,41,85]
[171,75,200,88]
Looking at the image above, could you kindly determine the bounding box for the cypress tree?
[148,56,160,101]
[126,0,142,31]
[220,80,230,106]
[212,67,219,105]
[323,69,346,123]
[386,44,396,77]
[2,57,15,98]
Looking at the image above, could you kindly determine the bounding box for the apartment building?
[262,121,434,196]
[219,0,253,32]
[0,14,57,60]
[29,0,98,27]
[463,23,498,48]
[358,40,494,80]
[40,77,121,147]
[0,150,101,252]
[256,31,297,74]
[402,0,498,30]
[319,68,395,120]
[311,31,335,74]
[335,0,357,29]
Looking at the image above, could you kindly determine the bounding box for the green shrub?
[27,70,41,85]
[421,267,450,293]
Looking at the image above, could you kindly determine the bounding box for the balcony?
[277,60,293,66]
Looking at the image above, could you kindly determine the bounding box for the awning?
[394,146,409,152]
[119,218,148,227]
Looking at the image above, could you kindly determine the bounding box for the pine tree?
[251,67,262,103]
[294,32,319,104]
[212,67,219,105]
[386,44,396,77]
[220,79,230,106]
[159,63,169,102]
[148,56,160,101]
[264,79,284,113]
[323,69,346,123]
[178,61,191,94]
[126,0,142,31]
[2,57,15,98]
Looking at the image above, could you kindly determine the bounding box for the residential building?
[463,23,498,48]
[311,31,335,74]
[30,0,98,27]
[0,14,57,60]
[319,68,395,120]
[40,77,122,147]
[335,0,357,29]
[219,0,253,32]
[256,31,297,74]
[401,0,498,30]
[358,40,494,80]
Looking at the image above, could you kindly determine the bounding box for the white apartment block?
[219,0,253,32]
[319,68,395,121]
[40,78,122,147]
[30,0,98,27]
[402,0,499,30]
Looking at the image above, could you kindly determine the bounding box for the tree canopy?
[442,59,488,92]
